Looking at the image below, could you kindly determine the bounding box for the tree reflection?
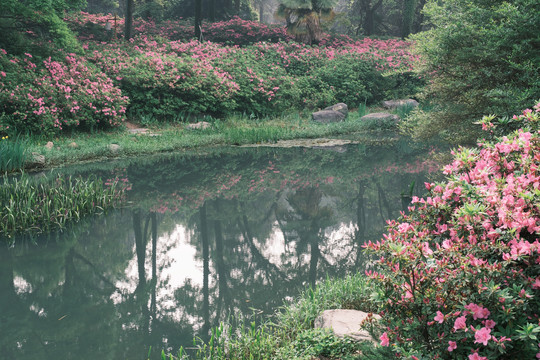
[1,143,442,359]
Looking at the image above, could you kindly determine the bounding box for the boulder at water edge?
[27,152,45,168]
[314,309,381,342]
[360,112,400,124]
[312,103,348,124]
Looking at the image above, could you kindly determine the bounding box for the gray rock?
[128,128,150,134]
[312,110,346,124]
[109,144,120,154]
[127,128,160,137]
[324,103,348,116]
[361,112,400,124]
[382,99,419,109]
[186,121,211,130]
[314,309,381,343]
[27,152,45,168]
[312,103,349,124]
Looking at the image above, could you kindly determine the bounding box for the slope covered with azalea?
[365,103,540,359]
[0,13,421,137]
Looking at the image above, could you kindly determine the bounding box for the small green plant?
[291,328,361,358]
[394,103,416,120]
[0,135,27,173]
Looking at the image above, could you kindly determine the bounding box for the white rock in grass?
[186,121,211,130]
[109,144,120,154]
[314,309,380,343]
[381,99,419,109]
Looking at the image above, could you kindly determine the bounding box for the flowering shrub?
[82,30,417,118]
[0,49,128,135]
[364,102,540,358]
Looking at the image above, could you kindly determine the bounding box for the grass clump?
[0,173,127,238]
[185,274,391,360]
[0,135,27,173]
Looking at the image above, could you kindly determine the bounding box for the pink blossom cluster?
[0,49,128,135]
[365,103,540,358]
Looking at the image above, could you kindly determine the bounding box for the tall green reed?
[0,173,127,239]
[0,135,27,173]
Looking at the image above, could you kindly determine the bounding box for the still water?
[1,140,441,359]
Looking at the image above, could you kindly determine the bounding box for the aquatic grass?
[0,135,27,173]
[0,173,127,238]
[223,126,292,145]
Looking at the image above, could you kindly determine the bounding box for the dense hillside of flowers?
[0,12,421,135]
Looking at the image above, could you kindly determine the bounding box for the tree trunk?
[401,0,417,39]
[195,0,202,40]
[125,0,134,39]
[210,0,216,21]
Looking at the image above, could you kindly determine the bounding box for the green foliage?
[299,53,386,108]
[0,1,84,57]
[406,0,540,143]
[290,328,361,358]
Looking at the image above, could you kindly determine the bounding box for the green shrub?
[291,328,362,359]
[407,0,540,143]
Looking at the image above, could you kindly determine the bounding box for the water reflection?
[0,142,442,359]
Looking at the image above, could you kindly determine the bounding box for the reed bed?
[0,135,27,173]
[0,173,126,238]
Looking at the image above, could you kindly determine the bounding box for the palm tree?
[277,0,337,45]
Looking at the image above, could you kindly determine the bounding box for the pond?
[0,139,442,359]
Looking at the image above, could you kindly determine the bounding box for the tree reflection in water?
[0,143,442,359]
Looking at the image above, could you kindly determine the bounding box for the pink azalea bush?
[83,31,417,118]
[0,49,128,135]
[365,102,540,358]
[61,12,421,119]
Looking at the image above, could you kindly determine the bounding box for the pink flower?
[469,353,488,360]
[465,303,490,320]
[422,242,433,256]
[454,315,467,331]
[448,341,457,352]
[379,332,390,347]
[434,311,445,324]
[474,327,492,346]
[484,319,496,329]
